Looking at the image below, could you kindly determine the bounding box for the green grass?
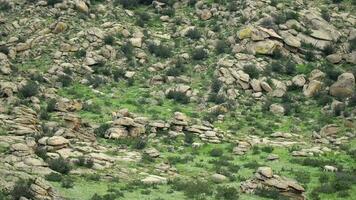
[58,82,201,123]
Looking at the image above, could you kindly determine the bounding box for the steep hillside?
[0,0,355,200]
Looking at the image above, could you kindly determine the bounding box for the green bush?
[58,74,72,87]
[215,40,230,54]
[121,42,134,59]
[61,177,74,188]
[349,94,356,107]
[255,188,288,200]
[186,29,201,40]
[148,42,172,58]
[94,123,110,138]
[322,44,335,56]
[46,99,57,112]
[243,160,262,169]
[215,185,239,200]
[184,132,195,144]
[0,45,9,55]
[47,0,63,6]
[166,59,186,76]
[104,35,115,45]
[132,138,147,149]
[45,172,62,182]
[171,178,213,199]
[305,50,315,61]
[211,78,223,93]
[114,0,139,8]
[87,75,106,88]
[285,61,296,75]
[48,157,71,174]
[74,49,86,59]
[10,179,31,200]
[35,147,48,160]
[76,156,94,168]
[243,65,259,79]
[208,93,227,104]
[260,146,274,153]
[166,90,190,104]
[192,48,208,60]
[348,37,356,52]
[321,8,331,22]
[161,7,175,17]
[210,148,224,157]
[136,12,151,27]
[0,1,11,11]
[18,81,39,98]
[39,109,50,120]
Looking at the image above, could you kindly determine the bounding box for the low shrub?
[136,12,151,27]
[170,178,213,199]
[210,148,224,157]
[58,74,72,87]
[148,42,172,58]
[18,81,39,98]
[322,44,335,56]
[349,94,356,107]
[186,28,201,40]
[215,40,230,54]
[48,157,71,174]
[321,8,331,22]
[243,65,259,79]
[184,132,195,144]
[74,49,86,59]
[0,45,9,55]
[255,187,288,200]
[47,0,63,6]
[349,37,356,52]
[191,48,208,60]
[10,179,31,200]
[243,160,262,169]
[46,99,57,112]
[61,177,74,188]
[260,146,274,153]
[104,35,115,45]
[166,59,186,76]
[87,75,106,88]
[121,42,134,59]
[35,147,48,160]
[0,1,11,11]
[76,156,94,168]
[215,185,239,200]
[305,51,315,61]
[166,90,190,104]
[39,109,50,120]
[45,172,62,182]
[208,93,227,104]
[94,123,110,138]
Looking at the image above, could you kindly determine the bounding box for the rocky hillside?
[0,0,355,199]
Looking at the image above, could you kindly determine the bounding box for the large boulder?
[251,40,281,55]
[329,73,355,98]
[303,80,322,97]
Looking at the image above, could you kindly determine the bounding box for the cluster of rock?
[2,106,40,136]
[313,124,354,147]
[233,134,301,155]
[28,178,62,200]
[106,109,225,143]
[241,167,306,200]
